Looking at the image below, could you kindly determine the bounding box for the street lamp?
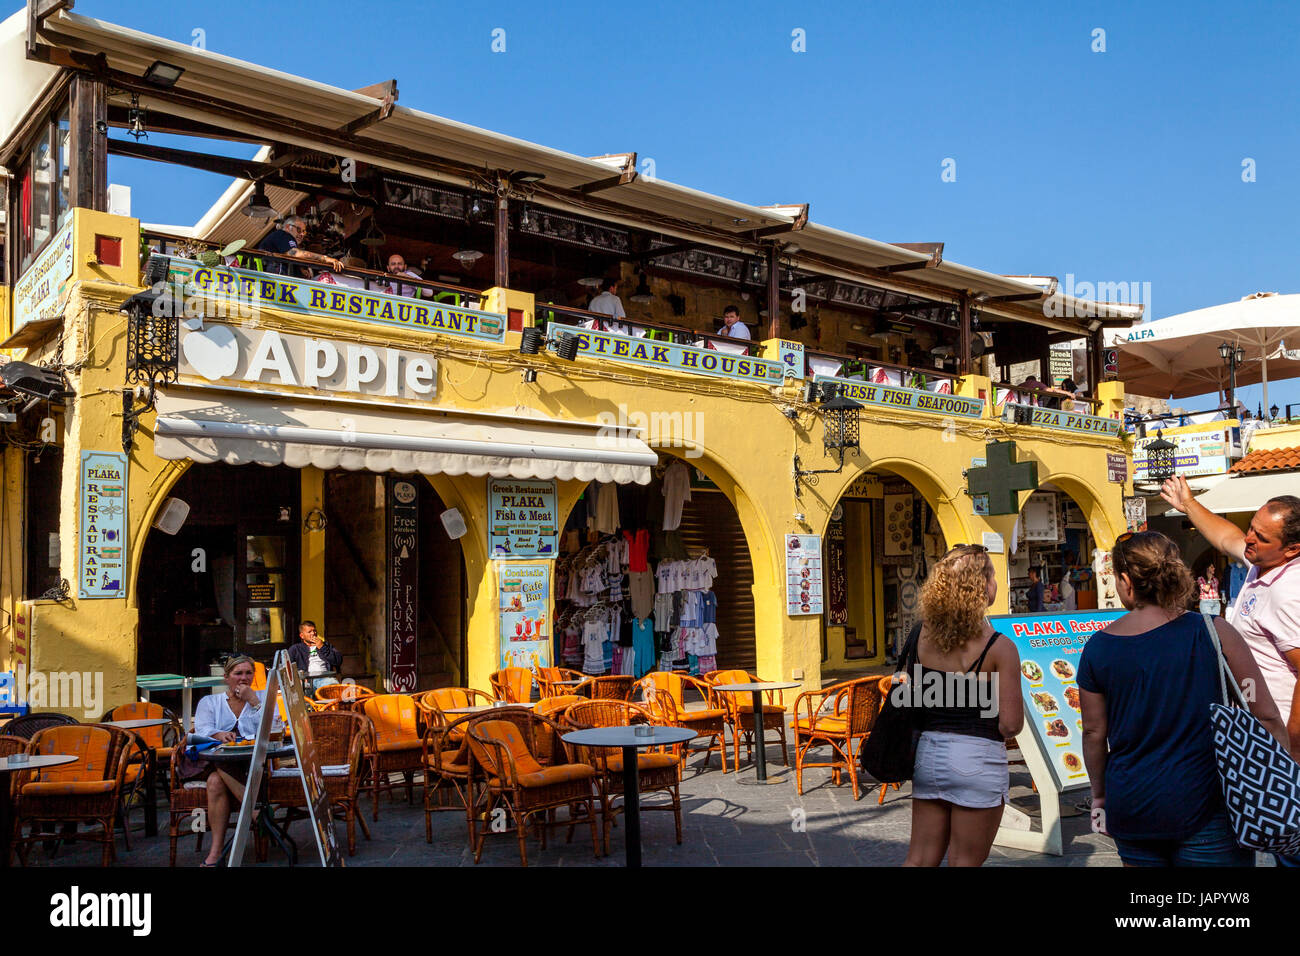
[1145,430,1178,483]
[792,383,863,499]
[1218,341,1246,415]
[1270,403,1280,421]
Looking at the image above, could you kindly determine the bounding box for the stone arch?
[127,459,193,610]
[816,455,972,550]
[1037,471,1121,550]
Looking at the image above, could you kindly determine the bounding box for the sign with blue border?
[79,451,129,599]
[814,375,984,418]
[489,479,558,559]
[991,609,1125,792]
[167,259,506,344]
[569,329,784,385]
[778,339,805,379]
[1003,403,1121,437]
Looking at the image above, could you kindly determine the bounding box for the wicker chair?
[533,665,585,699]
[167,735,213,866]
[562,699,683,852]
[1,712,79,738]
[359,694,425,820]
[707,669,790,772]
[489,668,535,704]
[413,687,494,734]
[268,710,371,856]
[422,711,477,843]
[466,714,600,866]
[638,672,729,772]
[532,695,583,723]
[791,676,893,801]
[103,702,182,833]
[10,724,132,866]
[572,675,635,701]
[313,683,375,711]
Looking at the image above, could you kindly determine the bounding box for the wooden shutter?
[676,492,756,673]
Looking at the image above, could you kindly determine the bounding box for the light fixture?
[577,276,603,289]
[510,170,546,184]
[467,194,485,221]
[519,203,531,228]
[240,184,277,219]
[360,218,386,247]
[1145,430,1178,483]
[791,384,863,499]
[143,60,185,88]
[452,249,483,270]
[554,333,580,362]
[629,273,653,304]
[519,327,544,354]
[522,369,537,384]
[127,94,148,141]
[0,362,67,401]
[748,259,763,284]
[1270,403,1280,420]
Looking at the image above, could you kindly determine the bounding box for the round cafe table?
[443,703,535,715]
[562,726,695,867]
[711,682,800,783]
[0,754,77,868]
[103,717,173,838]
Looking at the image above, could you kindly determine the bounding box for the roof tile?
[1231,446,1300,474]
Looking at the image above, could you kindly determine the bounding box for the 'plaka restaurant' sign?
[814,375,985,419]
[570,329,784,386]
[166,259,506,344]
[80,451,128,599]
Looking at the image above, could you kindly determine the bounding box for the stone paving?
[17,738,1125,868]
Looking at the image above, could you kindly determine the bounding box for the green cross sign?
[966,441,1038,515]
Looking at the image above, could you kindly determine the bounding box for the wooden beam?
[958,292,972,376]
[985,291,1045,304]
[576,169,638,194]
[766,243,780,340]
[68,73,107,211]
[750,203,809,239]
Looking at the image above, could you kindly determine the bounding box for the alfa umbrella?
[1106,292,1300,407]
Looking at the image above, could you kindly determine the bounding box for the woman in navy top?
[1078,532,1286,866]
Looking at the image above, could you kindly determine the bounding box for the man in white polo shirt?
[1161,481,1300,762]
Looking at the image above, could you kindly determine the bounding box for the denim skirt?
[911,731,1009,808]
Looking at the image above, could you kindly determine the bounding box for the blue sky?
[80,0,1300,416]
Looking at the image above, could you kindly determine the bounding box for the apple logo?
[181,325,239,380]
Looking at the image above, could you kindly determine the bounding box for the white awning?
[1186,472,1299,515]
[153,392,656,484]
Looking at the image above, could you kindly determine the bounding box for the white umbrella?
[1106,293,1300,408]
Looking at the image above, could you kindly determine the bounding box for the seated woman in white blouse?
[190,655,282,866]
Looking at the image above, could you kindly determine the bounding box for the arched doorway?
[822,468,954,672]
[1011,481,1109,613]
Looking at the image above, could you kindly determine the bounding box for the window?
[16,102,71,274]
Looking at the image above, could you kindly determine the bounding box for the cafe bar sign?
[813,375,985,419]
[571,329,784,386]
[79,451,128,599]
[166,258,506,344]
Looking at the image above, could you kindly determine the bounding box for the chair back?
[576,675,634,701]
[467,719,545,785]
[844,678,887,735]
[564,699,650,730]
[1,712,78,738]
[707,669,753,711]
[103,701,180,750]
[490,668,533,704]
[361,694,421,748]
[305,710,367,767]
[0,735,29,759]
[28,725,120,784]
[533,695,583,721]
[639,672,686,709]
[251,661,268,691]
[314,683,374,708]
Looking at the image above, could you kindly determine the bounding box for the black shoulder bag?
[860,622,922,784]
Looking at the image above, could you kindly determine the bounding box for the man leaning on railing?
[257,215,344,276]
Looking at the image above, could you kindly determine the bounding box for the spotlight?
[143,60,185,88]
[240,184,276,219]
[0,362,67,401]
[522,368,537,383]
[510,170,546,184]
[554,333,580,362]
[519,327,544,354]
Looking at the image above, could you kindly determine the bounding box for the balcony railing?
[537,302,762,356]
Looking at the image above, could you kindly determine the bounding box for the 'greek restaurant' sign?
[166,259,506,344]
[80,451,128,599]
[14,221,75,332]
[1003,403,1122,436]
[570,329,784,386]
[814,375,985,419]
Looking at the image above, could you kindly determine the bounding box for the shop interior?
[1009,488,1099,613]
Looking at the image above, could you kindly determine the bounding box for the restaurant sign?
[1003,403,1122,437]
[813,375,984,419]
[498,562,551,670]
[1133,422,1233,479]
[387,478,419,693]
[79,451,128,599]
[177,323,437,402]
[489,479,558,558]
[14,220,75,332]
[571,328,784,386]
[166,258,506,343]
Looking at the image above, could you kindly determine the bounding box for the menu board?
[991,609,1124,792]
[489,479,558,558]
[785,534,823,616]
[498,562,551,669]
[275,655,342,867]
[79,451,128,599]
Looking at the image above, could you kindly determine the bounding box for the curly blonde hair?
[919,546,993,654]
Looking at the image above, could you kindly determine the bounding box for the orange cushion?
[376,738,422,753]
[605,753,679,773]
[22,780,116,797]
[680,709,727,723]
[470,720,543,779]
[364,695,420,749]
[107,702,171,749]
[738,703,786,715]
[490,763,595,789]
[34,727,113,783]
[429,688,473,710]
[792,715,847,734]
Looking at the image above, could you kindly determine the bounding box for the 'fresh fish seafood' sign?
[80,451,128,599]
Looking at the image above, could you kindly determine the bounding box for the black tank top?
[915,632,1005,742]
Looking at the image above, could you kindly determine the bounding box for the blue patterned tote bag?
[1203,612,1300,854]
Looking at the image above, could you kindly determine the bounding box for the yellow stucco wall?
[5,211,1132,710]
